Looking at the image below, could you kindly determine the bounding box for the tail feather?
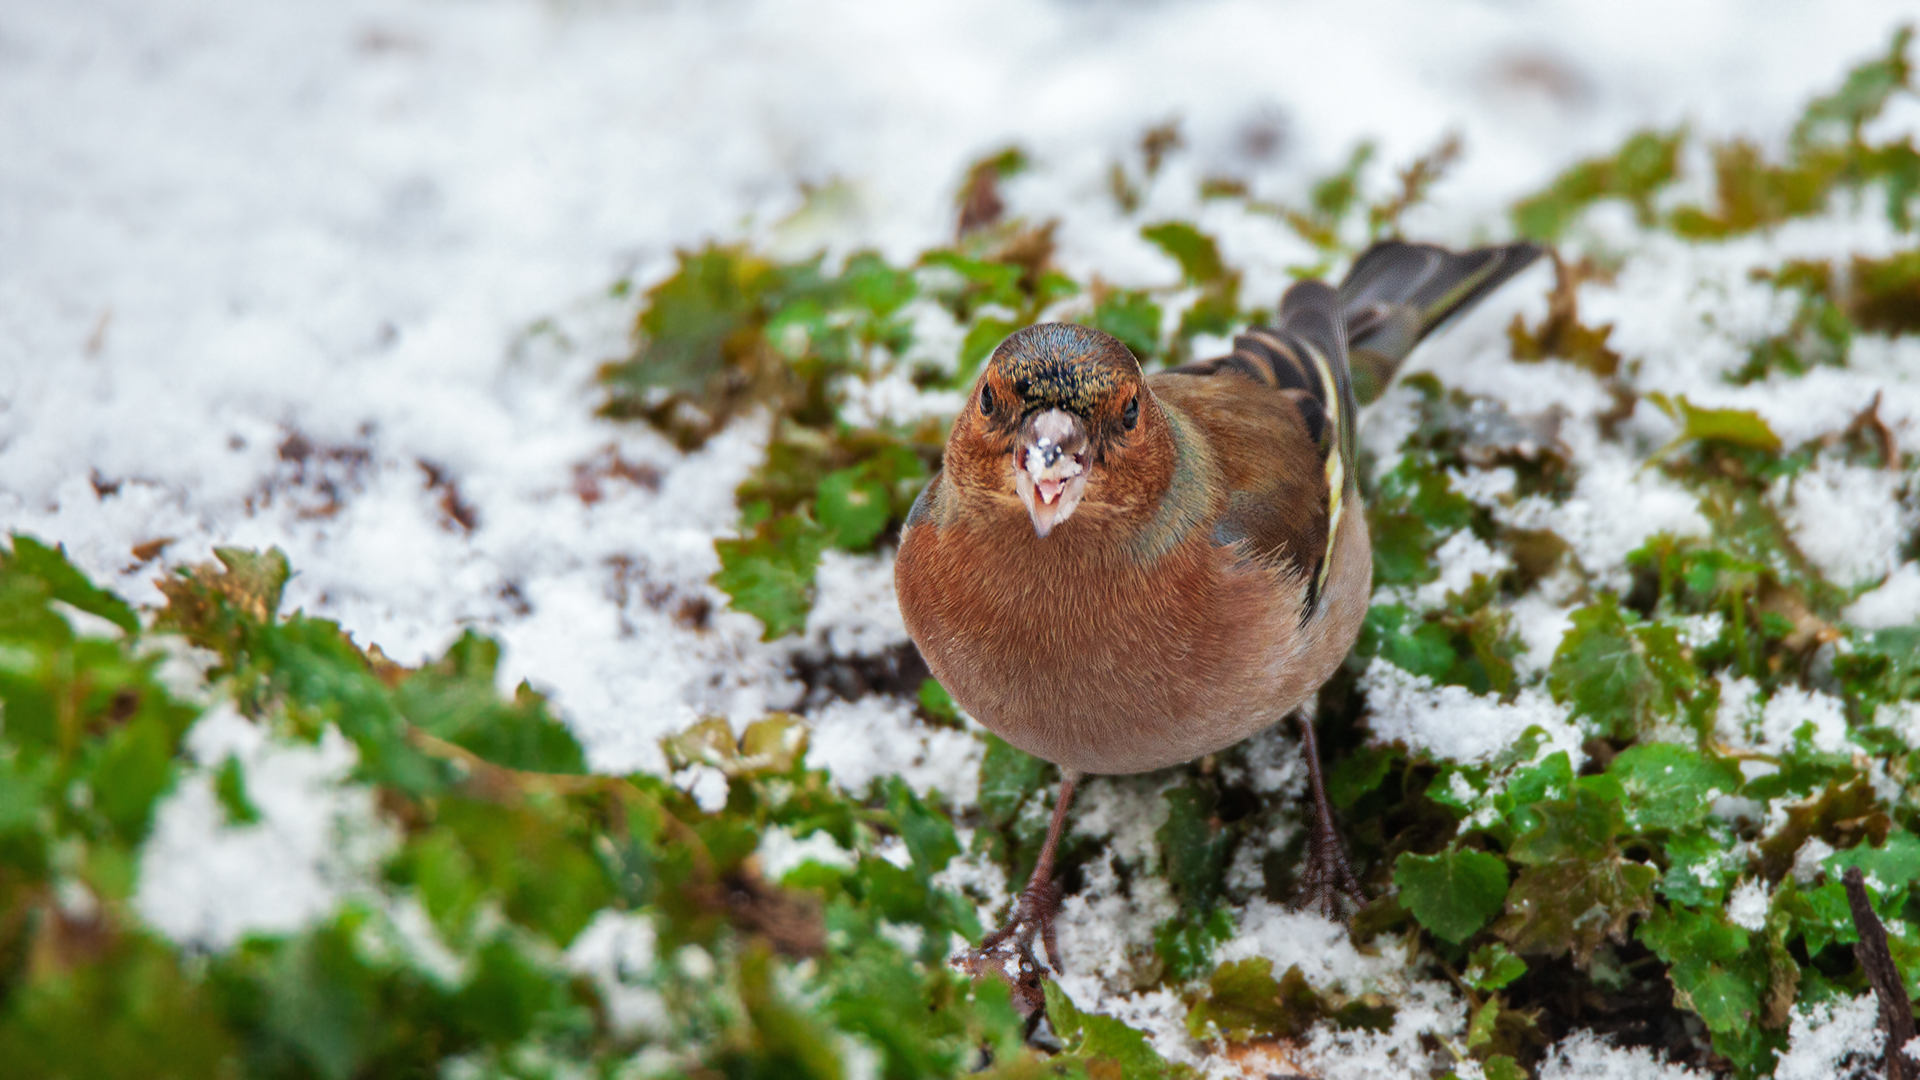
[1338,240,1543,403]
[1161,239,1540,616]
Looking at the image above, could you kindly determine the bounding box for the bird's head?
[948,323,1159,538]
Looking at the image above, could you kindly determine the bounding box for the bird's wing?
[1339,240,1542,403]
[1155,280,1357,613]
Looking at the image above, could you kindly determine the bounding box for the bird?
[893,239,1542,1007]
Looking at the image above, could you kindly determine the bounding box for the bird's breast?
[895,492,1365,775]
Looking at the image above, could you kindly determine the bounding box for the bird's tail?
[1336,240,1542,404]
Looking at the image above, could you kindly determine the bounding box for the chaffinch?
[894,239,1541,1003]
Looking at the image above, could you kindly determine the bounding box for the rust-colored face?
[950,323,1153,537]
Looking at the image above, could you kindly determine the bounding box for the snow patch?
[1360,658,1583,767]
[136,704,395,951]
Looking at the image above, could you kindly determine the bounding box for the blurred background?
[5,0,1915,645]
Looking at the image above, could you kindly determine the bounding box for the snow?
[1537,1032,1708,1079]
[1777,457,1916,588]
[1360,657,1584,767]
[1775,995,1885,1080]
[1720,684,1858,757]
[564,910,669,1037]
[758,824,858,882]
[802,695,983,803]
[135,703,395,950]
[1727,877,1772,931]
[1849,562,1920,630]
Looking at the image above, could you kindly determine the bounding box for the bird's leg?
[956,770,1080,1015]
[1295,713,1365,919]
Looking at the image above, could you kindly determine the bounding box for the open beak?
[1013,408,1090,538]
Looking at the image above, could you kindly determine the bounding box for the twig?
[1844,866,1916,1080]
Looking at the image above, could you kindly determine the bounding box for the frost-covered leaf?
[1046,980,1195,1079]
[1495,855,1656,963]
[1608,743,1740,832]
[1184,958,1321,1042]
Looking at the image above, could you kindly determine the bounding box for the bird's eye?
[980,385,995,416]
[1124,393,1139,430]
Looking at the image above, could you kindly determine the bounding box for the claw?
[1295,712,1367,920]
[952,772,1081,1018]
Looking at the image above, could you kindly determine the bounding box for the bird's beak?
[1013,408,1090,538]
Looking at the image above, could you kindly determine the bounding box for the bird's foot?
[952,877,1065,1018]
[1298,813,1366,921]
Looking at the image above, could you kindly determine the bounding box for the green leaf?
[1366,452,1474,589]
[1660,826,1735,907]
[1158,785,1231,912]
[213,755,261,826]
[1511,127,1684,240]
[1508,782,1625,865]
[6,535,140,634]
[89,713,178,841]
[1083,290,1163,361]
[714,513,830,639]
[1649,393,1783,453]
[399,630,587,774]
[816,466,891,551]
[1483,1055,1527,1080]
[1608,743,1741,832]
[976,733,1046,829]
[1394,849,1509,944]
[1495,855,1656,963]
[1549,596,1674,738]
[1141,221,1227,285]
[959,316,1021,379]
[1185,958,1322,1041]
[1638,905,1764,1034]
[884,777,961,877]
[1328,745,1396,809]
[916,679,959,724]
[1153,906,1234,983]
[1463,943,1528,992]
[1045,979,1191,1078]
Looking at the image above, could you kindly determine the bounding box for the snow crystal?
[1053,776,1180,994]
[136,705,395,951]
[1849,562,1920,630]
[1219,899,1408,994]
[806,550,912,658]
[1876,700,1920,751]
[1509,591,1576,676]
[1302,976,1461,1080]
[1756,686,1854,755]
[757,824,857,881]
[1793,837,1839,885]
[1776,457,1915,588]
[681,765,731,813]
[1409,528,1511,609]
[1360,658,1583,767]
[560,907,668,1037]
[1726,877,1771,931]
[835,370,964,429]
[1776,995,1885,1080]
[1537,1031,1708,1079]
[1496,445,1709,591]
[803,695,982,803]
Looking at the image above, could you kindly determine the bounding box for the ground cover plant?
[4,26,1920,1080]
